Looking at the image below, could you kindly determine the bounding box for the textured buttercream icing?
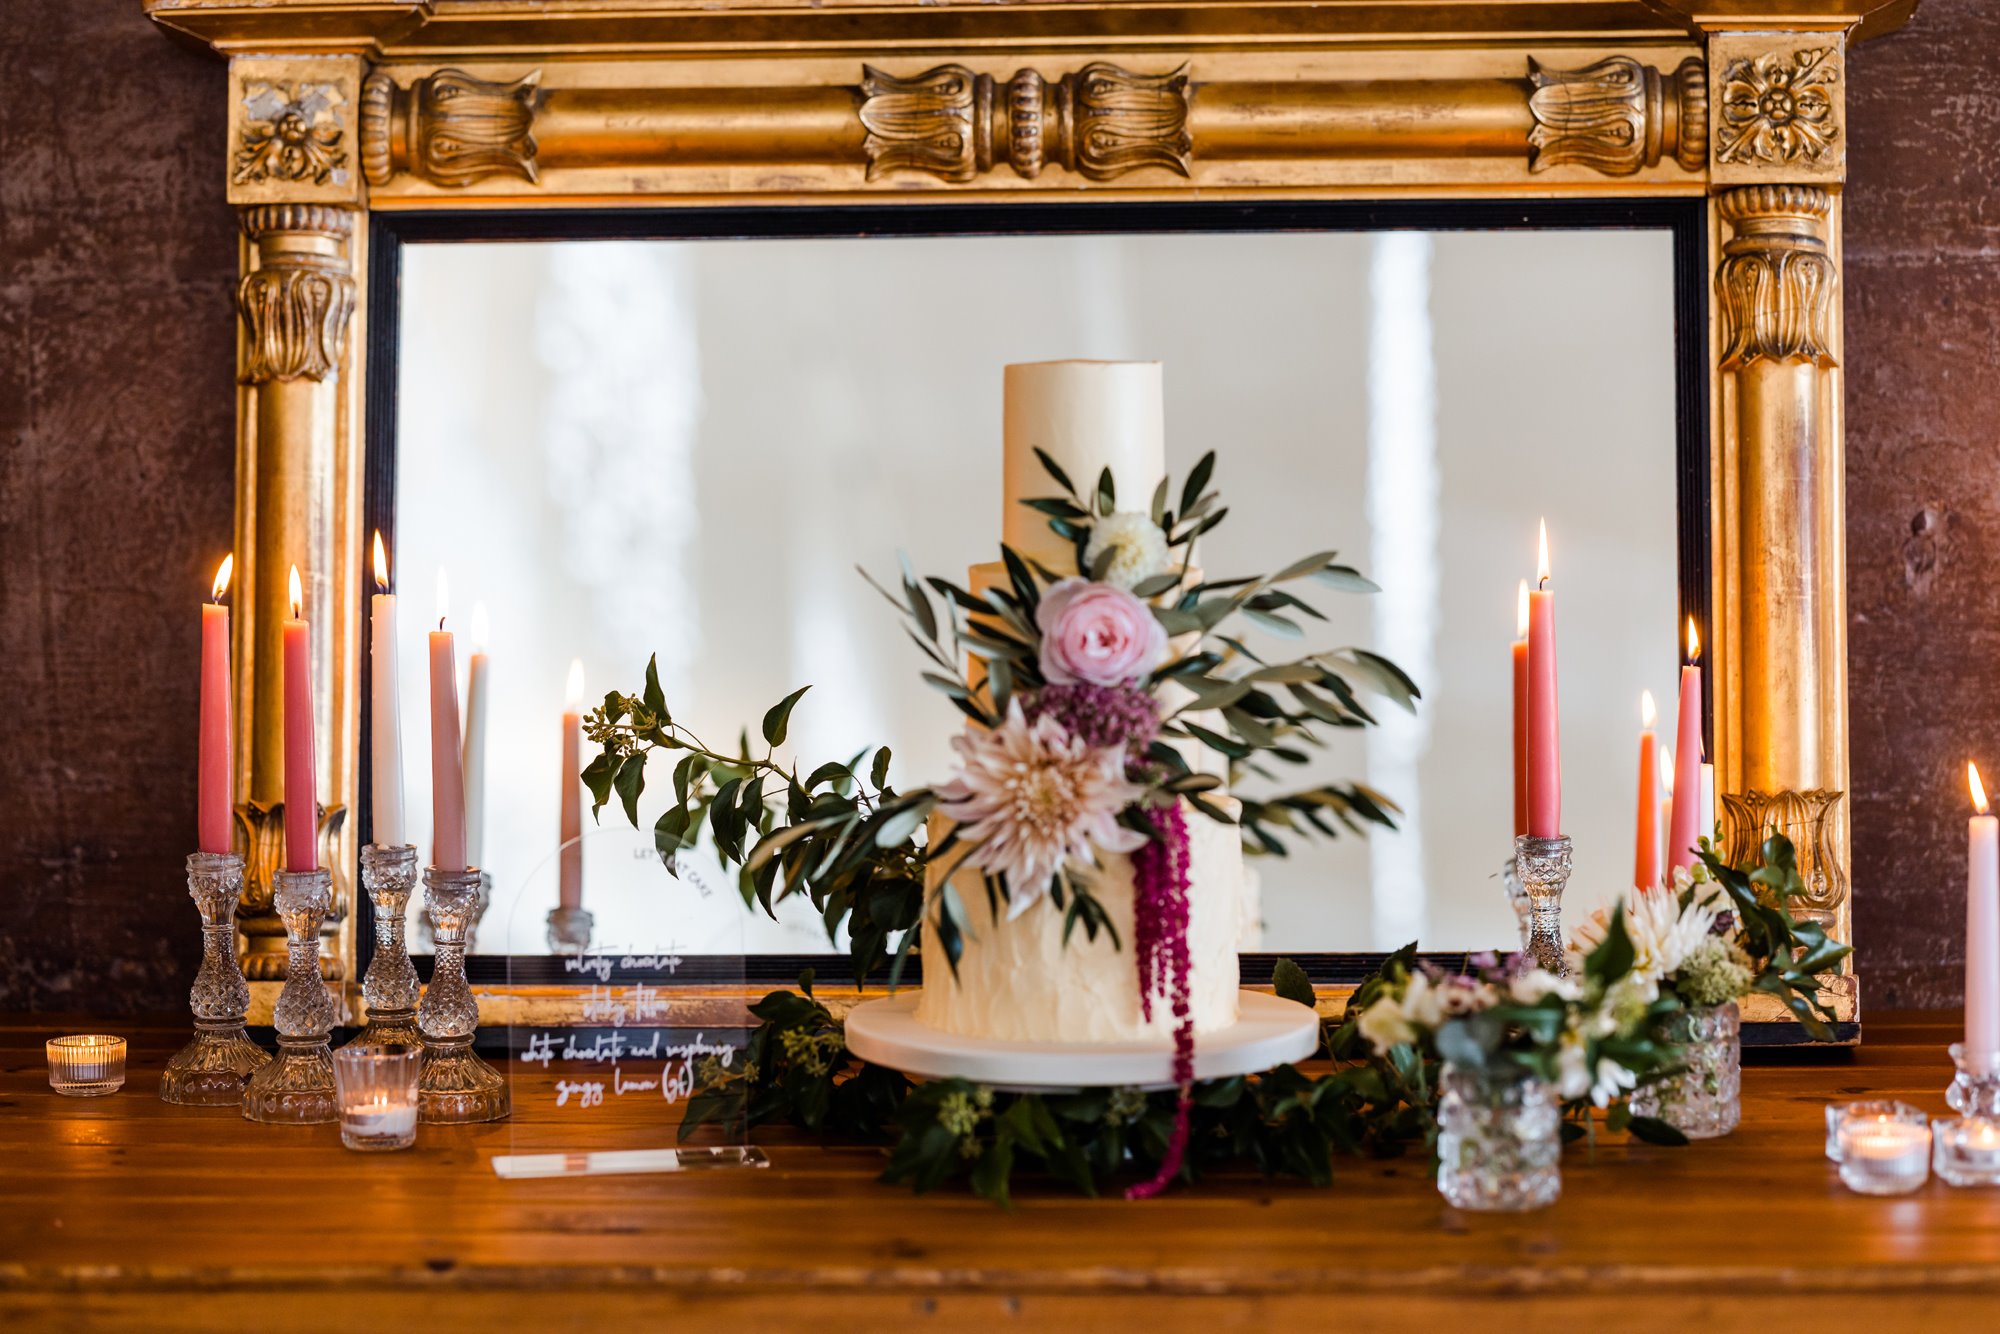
[915,803,1245,1043]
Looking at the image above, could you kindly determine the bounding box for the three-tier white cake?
[912,361,1248,1046]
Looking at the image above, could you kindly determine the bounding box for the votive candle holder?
[1933,1117,2000,1188]
[1836,1105,1932,1196]
[48,1035,127,1096]
[333,1042,422,1152]
[1825,1099,1927,1162]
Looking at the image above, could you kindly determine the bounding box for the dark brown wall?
[0,1,1985,1010]
[1846,0,2000,1008]
[0,1,237,1010]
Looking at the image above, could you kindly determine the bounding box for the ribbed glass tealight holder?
[48,1035,127,1097]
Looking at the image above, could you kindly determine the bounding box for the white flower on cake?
[1083,511,1172,590]
[935,700,1147,919]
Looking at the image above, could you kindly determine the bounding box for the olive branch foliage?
[583,450,1416,985]
[1691,832,1853,1040]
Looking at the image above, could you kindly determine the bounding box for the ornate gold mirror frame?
[145,0,1909,1038]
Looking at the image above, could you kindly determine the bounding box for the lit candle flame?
[470,600,490,652]
[211,554,233,603]
[1973,761,1990,816]
[435,567,450,630]
[287,565,303,619]
[1686,617,1701,664]
[1515,578,1529,640]
[1660,747,1674,796]
[1641,689,1657,729]
[1536,519,1550,587]
[565,658,586,712]
[372,531,390,594]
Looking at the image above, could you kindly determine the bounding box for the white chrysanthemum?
[935,700,1146,920]
[1567,887,1718,981]
[1083,511,1172,590]
[1510,968,1582,1005]
[1589,1057,1639,1108]
[1555,1029,1591,1101]
[1358,996,1418,1053]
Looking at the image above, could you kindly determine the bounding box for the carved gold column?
[229,58,363,988]
[1708,33,1851,953]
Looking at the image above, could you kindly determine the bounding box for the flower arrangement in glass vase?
[1350,910,1690,1209]
[585,450,1414,1193]
[1568,832,1852,1139]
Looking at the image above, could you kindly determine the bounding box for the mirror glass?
[389,225,1680,957]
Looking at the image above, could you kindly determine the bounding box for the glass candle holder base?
[546,904,595,954]
[346,844,421,1054]
[48,1035,128,1097]
[241,1037,339,1124]
[1934,1117,2000,1187]
[160,1022,270,1106]
[1946,1043,2000,1117]
[418,1036,511,1124]
[348,1008,423,1050]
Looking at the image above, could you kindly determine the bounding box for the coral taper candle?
[1667,619,1704,870]
[1512,579,1529,839]
[282,565,318,872]
[198,556,234,855]
[1658,745,1674,878]
[462,601,491,869]
[1526,521,1560,838]
[368,534,405,848]
[559,659,585,912]
[428,569,468,874]
[1634,691,1660,890]
[1969,762,1999,1073]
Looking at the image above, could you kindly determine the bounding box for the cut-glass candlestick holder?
[1947,1042,2000,1118]
[1513,834,1573,975]
[347,844,421,1049]
[546,904,596,954]
[1499,855,1531,953]
[242,866,339,1124]
[161,850,271,1106]
[418,866,510,1124]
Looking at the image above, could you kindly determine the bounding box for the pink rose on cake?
[1036,578,1170,686]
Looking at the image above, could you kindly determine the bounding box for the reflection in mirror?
[389,227,1679,957]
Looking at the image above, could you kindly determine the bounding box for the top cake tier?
[1002,361,1165,573]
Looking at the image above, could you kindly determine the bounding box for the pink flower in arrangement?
[935,701,1147,919]
[1036,578,1170,687]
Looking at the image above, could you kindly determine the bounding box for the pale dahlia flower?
[1084,511,1172,590]
[1567,887,1718,981]
[935,700,1146,919]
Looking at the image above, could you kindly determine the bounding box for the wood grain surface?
[1,1011,1997,1330]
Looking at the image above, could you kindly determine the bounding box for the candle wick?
[1537,576,1547,591]
[438,616,446,631]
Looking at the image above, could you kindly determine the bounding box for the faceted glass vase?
[1630,1000,1742,1139]
[1436,1062,1562,1212]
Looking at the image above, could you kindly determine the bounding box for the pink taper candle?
[1511,579,1529,839]
[1667,619,1704,870]
[1968,762,1999,1073]
[1526,521,1561,838]
[559,659,585,912]
[1634,691,1661,891]
[428,569,468,873]
[198,556,234,855]
[281,565,318,872]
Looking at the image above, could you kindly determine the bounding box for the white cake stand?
[843,990,1320,1092]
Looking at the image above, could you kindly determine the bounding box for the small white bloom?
[1589,1057,1639,1108]
[1555,1030,1591,1101]
[1399,972,1448,1030]
[1357,996,1418,1053]
[1510,968,1582,1005]
[1083,511,1172,591]
[1568,886,1718,982]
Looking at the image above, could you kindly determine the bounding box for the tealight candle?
[1933,1117,2000,1187]
[47,1035,127,1097]
[1837,1110,1932,1195]
[1825,1099,1926,1161]
[332,1043,421,1152]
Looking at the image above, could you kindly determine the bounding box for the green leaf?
[1272,550,1341,583]
[642,653,668,720]
[870,746,892,790]
[1312,565,1381,594]
[1180,451,1215,517]
[582,751,620,819]
[1095,466,1115,517]
[1131,571,1182,599]
[874,802,928,849]
[614,753,647,826]
[761,685,811,747]
[1242,608,1303,639]
[1625,1114,1690,1147]
[1149,475,1170,527]
[1033,447,1077,498]
[1272,958,1317,1008]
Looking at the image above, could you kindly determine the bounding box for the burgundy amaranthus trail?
[1127,800,1193,1201]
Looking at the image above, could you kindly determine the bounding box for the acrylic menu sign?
[494,822,766,1178]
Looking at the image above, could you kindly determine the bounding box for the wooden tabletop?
[3,1011,1998,1331]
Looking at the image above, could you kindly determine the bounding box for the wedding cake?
[913,361,1248,1045]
